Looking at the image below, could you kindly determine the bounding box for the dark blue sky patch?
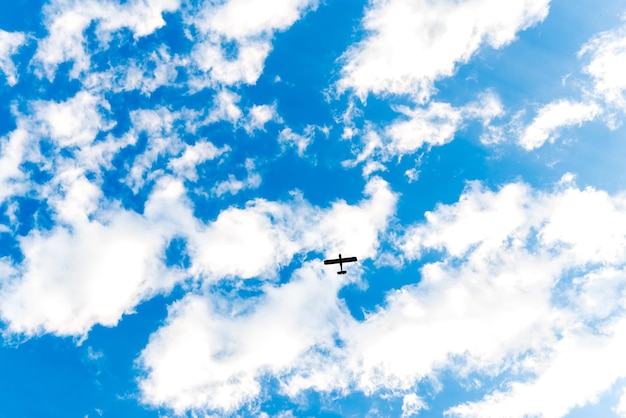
[164,236,191,269]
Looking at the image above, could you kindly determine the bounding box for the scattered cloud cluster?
[34,0,181,79]
[137,177,626,416]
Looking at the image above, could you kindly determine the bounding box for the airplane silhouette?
[324,253,358,274]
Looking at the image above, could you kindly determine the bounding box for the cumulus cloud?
[32,91,114,148]
[34,0,180,79]
[0,176,192,337]
[397,179,626,416]
[0,29,27,86]
[206,89,243,124]
[580,21,626,110]
[518,100,602,150]
[137,178,398,412]
[138,263,352,414]
[190,176,397,280]
[139,177,626,416]
[243,103,279,134]
[448,313,626,418]
[189,0,318,86]
[338,0,550,101]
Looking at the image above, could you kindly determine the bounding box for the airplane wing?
[324,256,358,264]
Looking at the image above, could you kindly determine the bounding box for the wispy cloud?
[0,29,26,86]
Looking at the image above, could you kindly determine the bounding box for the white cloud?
[169,141,230,182]
[243,103,279,134]
[447,318,626,417]
[191,176,397,280]
[0,176,192,337]
[124,107,186,192]
[195,0,318,40]
[138,178,398,412]
[211,159,261,197]
[134,177,626,415]
[402,394,427,417]
[0,30,26,86]
[189,0,317,86]
[0,128,32,203]
[580,22,626,110]
[385,102,463,155]
[33,91,114,148]
[519,100,602,150]
[615,386,626,417]
[338,0,550,101]
[138,262,351,414]
[83,46,182,96]
[395,180,626,416]
[277,126,315,156]
[206,89,243,124]
[34,0,180,79]
[0,92,116,204]
[348,92,503,166]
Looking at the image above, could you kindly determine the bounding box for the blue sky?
[2,0,626,416]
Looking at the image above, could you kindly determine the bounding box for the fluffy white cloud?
[138,177,398,412]
[138,177,626,416]
[190,176,397,280]
[0,176,192,337]
[195,0,317,40]
[396,179,626,417]
[0,128,32,203]
[402,394,427,417]
[385,102,463,154]
[206,89,243,123]
[189,0,317,86]
[338,0,550,100]
[34,0,180,79]
[580,22,626,110]
[519,100,602,150]
[0,92,116,204]
[243,104,279,134]
[138,262,351,414]
[32,91,114,148]
[0,30,26,86]
[448,317,626,417]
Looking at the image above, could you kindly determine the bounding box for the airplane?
[323,253,358,275]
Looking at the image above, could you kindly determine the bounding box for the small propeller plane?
[324,253,358,274]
